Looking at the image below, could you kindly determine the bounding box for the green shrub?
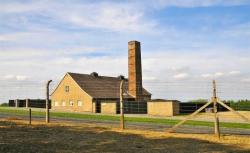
[227,100,250,111]
[187,99,208,104]
[0,103,8,107]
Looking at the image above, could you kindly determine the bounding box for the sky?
[0,0,250,102]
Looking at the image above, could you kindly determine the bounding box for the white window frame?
[55,101,59,106]
[62,101,66,107]
[77,101,82,107]
[70,100,74,106]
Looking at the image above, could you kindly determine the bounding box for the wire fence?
[0,79,250,136]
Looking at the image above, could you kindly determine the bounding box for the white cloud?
[201,74,213,78]
[214,72,224,77]
[16,75,28,81]
[0,1,46,13]
[241,78,250,82]
[0,1,156,33]
[201,72,224,79]
[202,71,242,79]
[147,0,249,8]
[173,73,189,79]
[66,5,156,33]
[0,0,250,102]
[223,22,250,38]
[0,46,101,61]
[229,71,241,75]
[142,76,157,81]
[1,48,250,102]
[3,75,15,80]
[1,74,28,81]
[54,58,73,65]
[69,3,156,33]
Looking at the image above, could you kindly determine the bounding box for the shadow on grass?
[0,121,248,153]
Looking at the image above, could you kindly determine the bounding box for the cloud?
[0,46,102,61]
[241,78,250,82]
[146,0,250,8]
[0,1,46,13]
[2,75,15,80]
[65,4,156,33]
[229,71,241,75]
[201,74,213,78]
[223,22,250,38]
[0,1,157,33]
[1,74,28,81]
[214,72,224,77]
[202,71,242,79]
[16,75,28,81]
[1,48,250,102]
[201,72,225,79]
[0,0,250,102]
[173,73,189,79]
[142,76,157,81]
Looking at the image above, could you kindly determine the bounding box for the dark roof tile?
[68,72,151,99]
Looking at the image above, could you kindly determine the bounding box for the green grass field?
[0,107,250,129]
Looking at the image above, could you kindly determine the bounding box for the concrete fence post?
[15,99,19,107]
[26,99,29,108]
[212,80,220,139]
[120,80,125,130]
[46,80,52,123]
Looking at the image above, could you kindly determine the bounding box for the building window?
[70,100,74,106]
[77,101,82,107]
[62,101,66,107]
[55,101,59,106]
[65,86,69,92]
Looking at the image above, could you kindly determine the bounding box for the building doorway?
[96,100,101,113]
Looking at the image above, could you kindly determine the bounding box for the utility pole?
[120,80,125,130]
[212,80,220,139]
[46,80,52,123]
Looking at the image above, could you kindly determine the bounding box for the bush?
[227,100,250,111]
[187,99,208,104]
[0,103,8,107]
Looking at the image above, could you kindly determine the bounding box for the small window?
[70,101,74,106]
[77,101,82,107]
[65,86,69,92]
[62,101,66,107]
[55,101,59,106]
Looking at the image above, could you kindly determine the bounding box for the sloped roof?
[68,72,151,99]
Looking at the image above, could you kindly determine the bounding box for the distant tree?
[224,99,250,111]
[187,99,208,103]
[0,103,8,107]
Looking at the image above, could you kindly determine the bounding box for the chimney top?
[117,75,125,80]
[128,40,140,44]
[90,72,98,77]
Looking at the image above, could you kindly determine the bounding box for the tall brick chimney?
[128,41,143,101]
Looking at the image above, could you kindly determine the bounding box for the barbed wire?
[1,80,250,102]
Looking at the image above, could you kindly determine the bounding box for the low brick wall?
[147,100,180,117]
[101,101,117,114]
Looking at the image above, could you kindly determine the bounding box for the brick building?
[51,41,151,113]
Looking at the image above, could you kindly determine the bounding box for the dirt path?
[0,118,250,153]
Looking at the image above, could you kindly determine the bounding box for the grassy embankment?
[0,106,250,129]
